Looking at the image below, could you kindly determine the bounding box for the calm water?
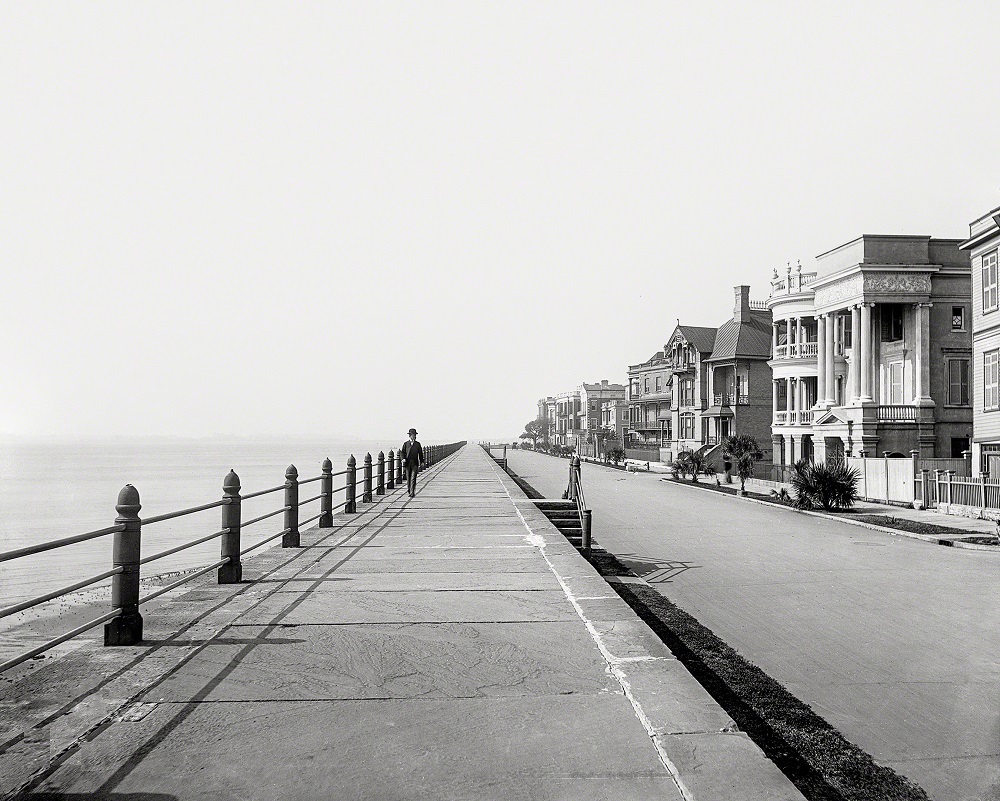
[0,436,413,604]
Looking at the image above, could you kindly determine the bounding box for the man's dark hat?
[408,428,418,435]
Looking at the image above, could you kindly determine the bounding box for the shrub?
[606,446,626,466]
[790,459,860,511]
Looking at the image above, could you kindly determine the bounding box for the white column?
[825,312,837,405]
[915,302,934,406]
[816,314,827,407]
[772,322,778,354]
[772,379,779,423]
[786,377,793,419]
[795,317,803,356]
[859,303,873,402]
[850,305,861,403]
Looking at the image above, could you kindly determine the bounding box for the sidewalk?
[0,445,804,801]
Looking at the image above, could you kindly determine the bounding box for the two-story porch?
[767,236,973,465]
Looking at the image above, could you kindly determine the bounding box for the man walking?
[401,428,424,498]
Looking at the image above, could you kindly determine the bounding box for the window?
[655,376,661,392]
[644,377,649,392]
[680,379,695,406]
[983,251,998,312]
[881,305,904,342]
[947,359,970,406]
[888,362,904,404]
[630,379,640,398]
[952,306,966,331]
[680,414,695,439]
[985,350,999,410]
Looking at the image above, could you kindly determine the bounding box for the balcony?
[632,419,667,431]
[876,405,917,422]
[713,394,750,406]
[774,409,815,425]
[774,342,818,360]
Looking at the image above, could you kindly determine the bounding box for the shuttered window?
[983,251,999,313]
[985,350,1000,410]
[889,362,904,405]
[948,359,970,406]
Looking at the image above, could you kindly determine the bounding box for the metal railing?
[565,456,593,558]
[0,440,467,673]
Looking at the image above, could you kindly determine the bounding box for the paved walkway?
[508,449,1000,801]
[0,445,803,801]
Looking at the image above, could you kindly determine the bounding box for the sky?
[2,1,1000,443]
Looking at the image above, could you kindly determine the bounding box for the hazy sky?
[3,2,999,442]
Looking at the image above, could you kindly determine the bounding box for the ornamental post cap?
[378,451,384,459]
[116,484,141,517]
[285,464,298,479]
[364,452,372,462]
[223,470,241,493]
[322,457,332,471]
[347,454,356,467]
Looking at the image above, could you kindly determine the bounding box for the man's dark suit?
[401,440,424,496]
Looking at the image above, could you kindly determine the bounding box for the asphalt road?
[506,449,1000,801]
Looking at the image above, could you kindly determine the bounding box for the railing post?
[396,451,403,486]
[219,470,242,583]
[582,509,592,558]
[345,455,357,513]
[920,468,929,509]
[979,471,987,516]
[363,453,373,503]
[947,469,955,506]
[387,450,396,490]
[377,451,385,495]
[319,458,333,527]
[104,484,143,646]
[934,469,941,506]
[963,449,973,477]
[282,464,300,547]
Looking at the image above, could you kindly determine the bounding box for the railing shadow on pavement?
[610,553,701,584]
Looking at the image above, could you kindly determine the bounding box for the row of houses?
[536,204,1000,474]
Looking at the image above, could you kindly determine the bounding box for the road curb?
[659,476,1000,552]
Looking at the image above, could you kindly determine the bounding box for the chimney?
[601,379,608,387]
[733,285,751,323]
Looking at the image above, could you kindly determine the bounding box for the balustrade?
[876,405,917,422]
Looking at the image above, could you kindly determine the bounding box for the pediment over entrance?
[813,408,848,426]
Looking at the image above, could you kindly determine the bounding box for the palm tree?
[721,434,763,495]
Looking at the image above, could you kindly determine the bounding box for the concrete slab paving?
[141,621,620,702]
[1,445,805,800]
[233,589,581,625]
[35,697,685,801]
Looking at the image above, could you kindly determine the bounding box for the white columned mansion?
[767,235,973,466]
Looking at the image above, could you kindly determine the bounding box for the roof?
[705,310,773,362]
[673,325,718,355]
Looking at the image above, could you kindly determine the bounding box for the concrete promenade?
[0,444,803,800]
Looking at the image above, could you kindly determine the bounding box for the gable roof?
[672,325,718,355]
[705,310,773,362]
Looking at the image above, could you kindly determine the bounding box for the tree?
[721,434,764,495]
[606,445,626,466]
[519,417,550,448]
